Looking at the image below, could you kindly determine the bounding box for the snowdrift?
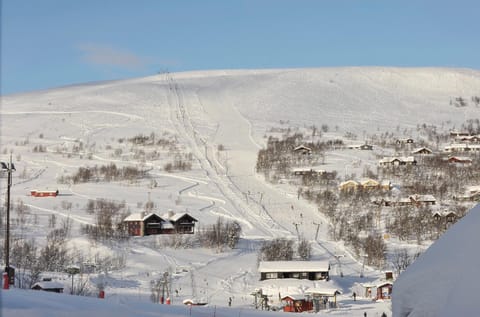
[392,203,480,317]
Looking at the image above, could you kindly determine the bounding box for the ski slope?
[1,67,480,316]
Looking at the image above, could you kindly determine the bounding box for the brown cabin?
[163,212,198,234]
[123,213,166,236]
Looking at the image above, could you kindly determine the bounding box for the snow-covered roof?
[409,194,436,202]
[161,212,197,222]
[444,143,480,151]
[123,212,161,222]
[360,178,379,186]
[258,260,330,273]
[32,281,64,290]
[412,147,432,154]
[339,180,359,186]
[305,287,342,296]
[281,294,306,300]
[293,145,312,151]
[379,156,416,163]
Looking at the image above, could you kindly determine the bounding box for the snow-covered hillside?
[1,67,479,316]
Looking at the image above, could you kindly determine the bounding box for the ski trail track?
[163,74,284,237]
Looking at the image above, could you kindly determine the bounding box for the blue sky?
[2,0,479,95]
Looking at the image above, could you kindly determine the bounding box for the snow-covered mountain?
[1,67,480,316]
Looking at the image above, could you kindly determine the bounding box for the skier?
[353,291,356,301]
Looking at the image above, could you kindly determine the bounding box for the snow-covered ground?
[1,67,480,316]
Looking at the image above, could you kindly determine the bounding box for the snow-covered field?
[1,67,480,316]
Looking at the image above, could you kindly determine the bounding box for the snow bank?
[392,204,480,317]
[0,288,276,317]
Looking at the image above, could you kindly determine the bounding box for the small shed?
[412,147,433,155]
[32,280,64,293]
[293,145,312,155]
[281,294,313,313]
[30,189,58,197]
[376,282,393,300]
[448,156,473,165]
[360,144,373,150]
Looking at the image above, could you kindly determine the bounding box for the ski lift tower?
[334,254,345,277]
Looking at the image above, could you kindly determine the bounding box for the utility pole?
[292,222,300,239]
[360,255,368,278]
[312,222,321,240]
[3,155,15,286]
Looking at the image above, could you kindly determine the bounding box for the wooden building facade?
[258,261,330,281]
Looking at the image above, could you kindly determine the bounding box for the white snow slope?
[1,67,480,316]
[392,203,480,317]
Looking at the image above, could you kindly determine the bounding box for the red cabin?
[30,189,58,197]
[281,295,313,313]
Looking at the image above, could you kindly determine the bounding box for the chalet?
[293,145,312,155]
[379,156,417,167]
[347,144,373,150]
[454,186,480,201]
[32,279,64,293]
[395,138,414,145]
[162,211,198,234]
[372,197,413,207]
[444,144,480,153]
[339,180,359,192]
[433,210,458,229]
[258,260,330,281]
[447,156,473,165]
[409,194,436,206]
[123,212,166,236]
[455,135,480,143]
[450,130,471,138]
[412,147,433,155]
[360,179,380,190]
[353,279,393,300]
[454,191,480,201]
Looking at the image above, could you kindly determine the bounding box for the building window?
[265,272,278,279]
